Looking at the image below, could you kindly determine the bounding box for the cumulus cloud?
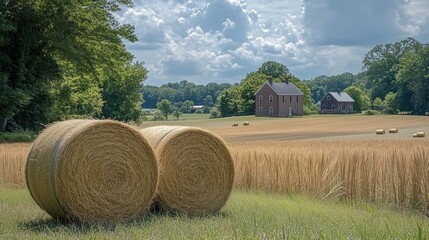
[117,0,429,85]
[302,0,429,46]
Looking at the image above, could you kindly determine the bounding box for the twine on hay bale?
[388,128,398,133]
[376,129,385,135]
[25,120,158,223]
[140,126,234,215]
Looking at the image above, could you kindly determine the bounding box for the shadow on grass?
[19,209,229,234]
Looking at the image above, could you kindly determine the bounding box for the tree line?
[0,0,146,132]
[142,80,231,110]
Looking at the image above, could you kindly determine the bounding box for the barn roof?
[255,82,303,96]
[329,92,355,102]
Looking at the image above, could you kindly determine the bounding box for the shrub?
[210,108,221,119]
[0,131,37,143]
[152,110,165,121]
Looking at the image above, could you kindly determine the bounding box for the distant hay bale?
[413,133,418,138]
[376,129,385,135]
[243,121,250,126]
[388,128,398,133]
[140,126,234,215]
[232,123,239,127]
[25,120,158,223]
[416,132,425,138]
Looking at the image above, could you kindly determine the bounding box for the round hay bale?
[376,129,385,135]
[388,128,398,133]
[416,132,425,137]
[243,121,250,126]
[25,120,158,223]
[413,133,418,138]
[140,126,234,215]
[232,123,238,127]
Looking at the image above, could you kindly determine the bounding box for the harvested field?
[208,115,429,141]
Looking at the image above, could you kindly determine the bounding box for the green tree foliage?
[372,97,384,111]
[257,61,289,78]
[181,100,194,113]
[383,92,399,114]
[344,85,370,112]
[102,62,147,122]
[172,107,181,120]
[362,37,421,101]
[0,0,144,131]
[217,86,242,117]
[157,99,173,121]
[396,45,429,115]
[141,81,231,108]
[240,72,269,115]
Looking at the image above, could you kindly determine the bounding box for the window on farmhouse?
[269,95,273,103]
[259,95,263,103]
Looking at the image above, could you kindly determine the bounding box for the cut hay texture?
[388,128,399,133]
[243,121,250,126]
[376,129,385,135]
[140,126,234,215]
[25,120,158,223]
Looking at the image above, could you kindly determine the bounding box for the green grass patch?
[1,188,428,239]
[0,131,36,143]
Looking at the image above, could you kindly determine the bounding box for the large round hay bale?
[25,120,158,223]
[140,126,234,215]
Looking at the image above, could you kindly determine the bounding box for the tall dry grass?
[230,139,429,215]
[0,143,31,187]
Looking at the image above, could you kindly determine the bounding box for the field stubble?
[1,138,429,215]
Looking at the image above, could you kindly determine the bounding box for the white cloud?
[118,0,429,85]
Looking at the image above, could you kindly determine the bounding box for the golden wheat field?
[1,115,429,214]
[230,139,429,214]
[0,143,31,187]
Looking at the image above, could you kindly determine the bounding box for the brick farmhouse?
[255,78,304,117]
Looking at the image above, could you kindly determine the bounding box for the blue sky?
[117,0,429,86]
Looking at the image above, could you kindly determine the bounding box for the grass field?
[1,114,429,238]
[1,188,428,239]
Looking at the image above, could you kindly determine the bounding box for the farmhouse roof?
[255,82,303,96]
[329,92,355,102]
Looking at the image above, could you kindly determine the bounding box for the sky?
[116,0,429,86]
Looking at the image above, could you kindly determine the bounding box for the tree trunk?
[1,118,7,132]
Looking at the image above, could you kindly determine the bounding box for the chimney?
[284,76,289,84]
[268,76,273,85]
